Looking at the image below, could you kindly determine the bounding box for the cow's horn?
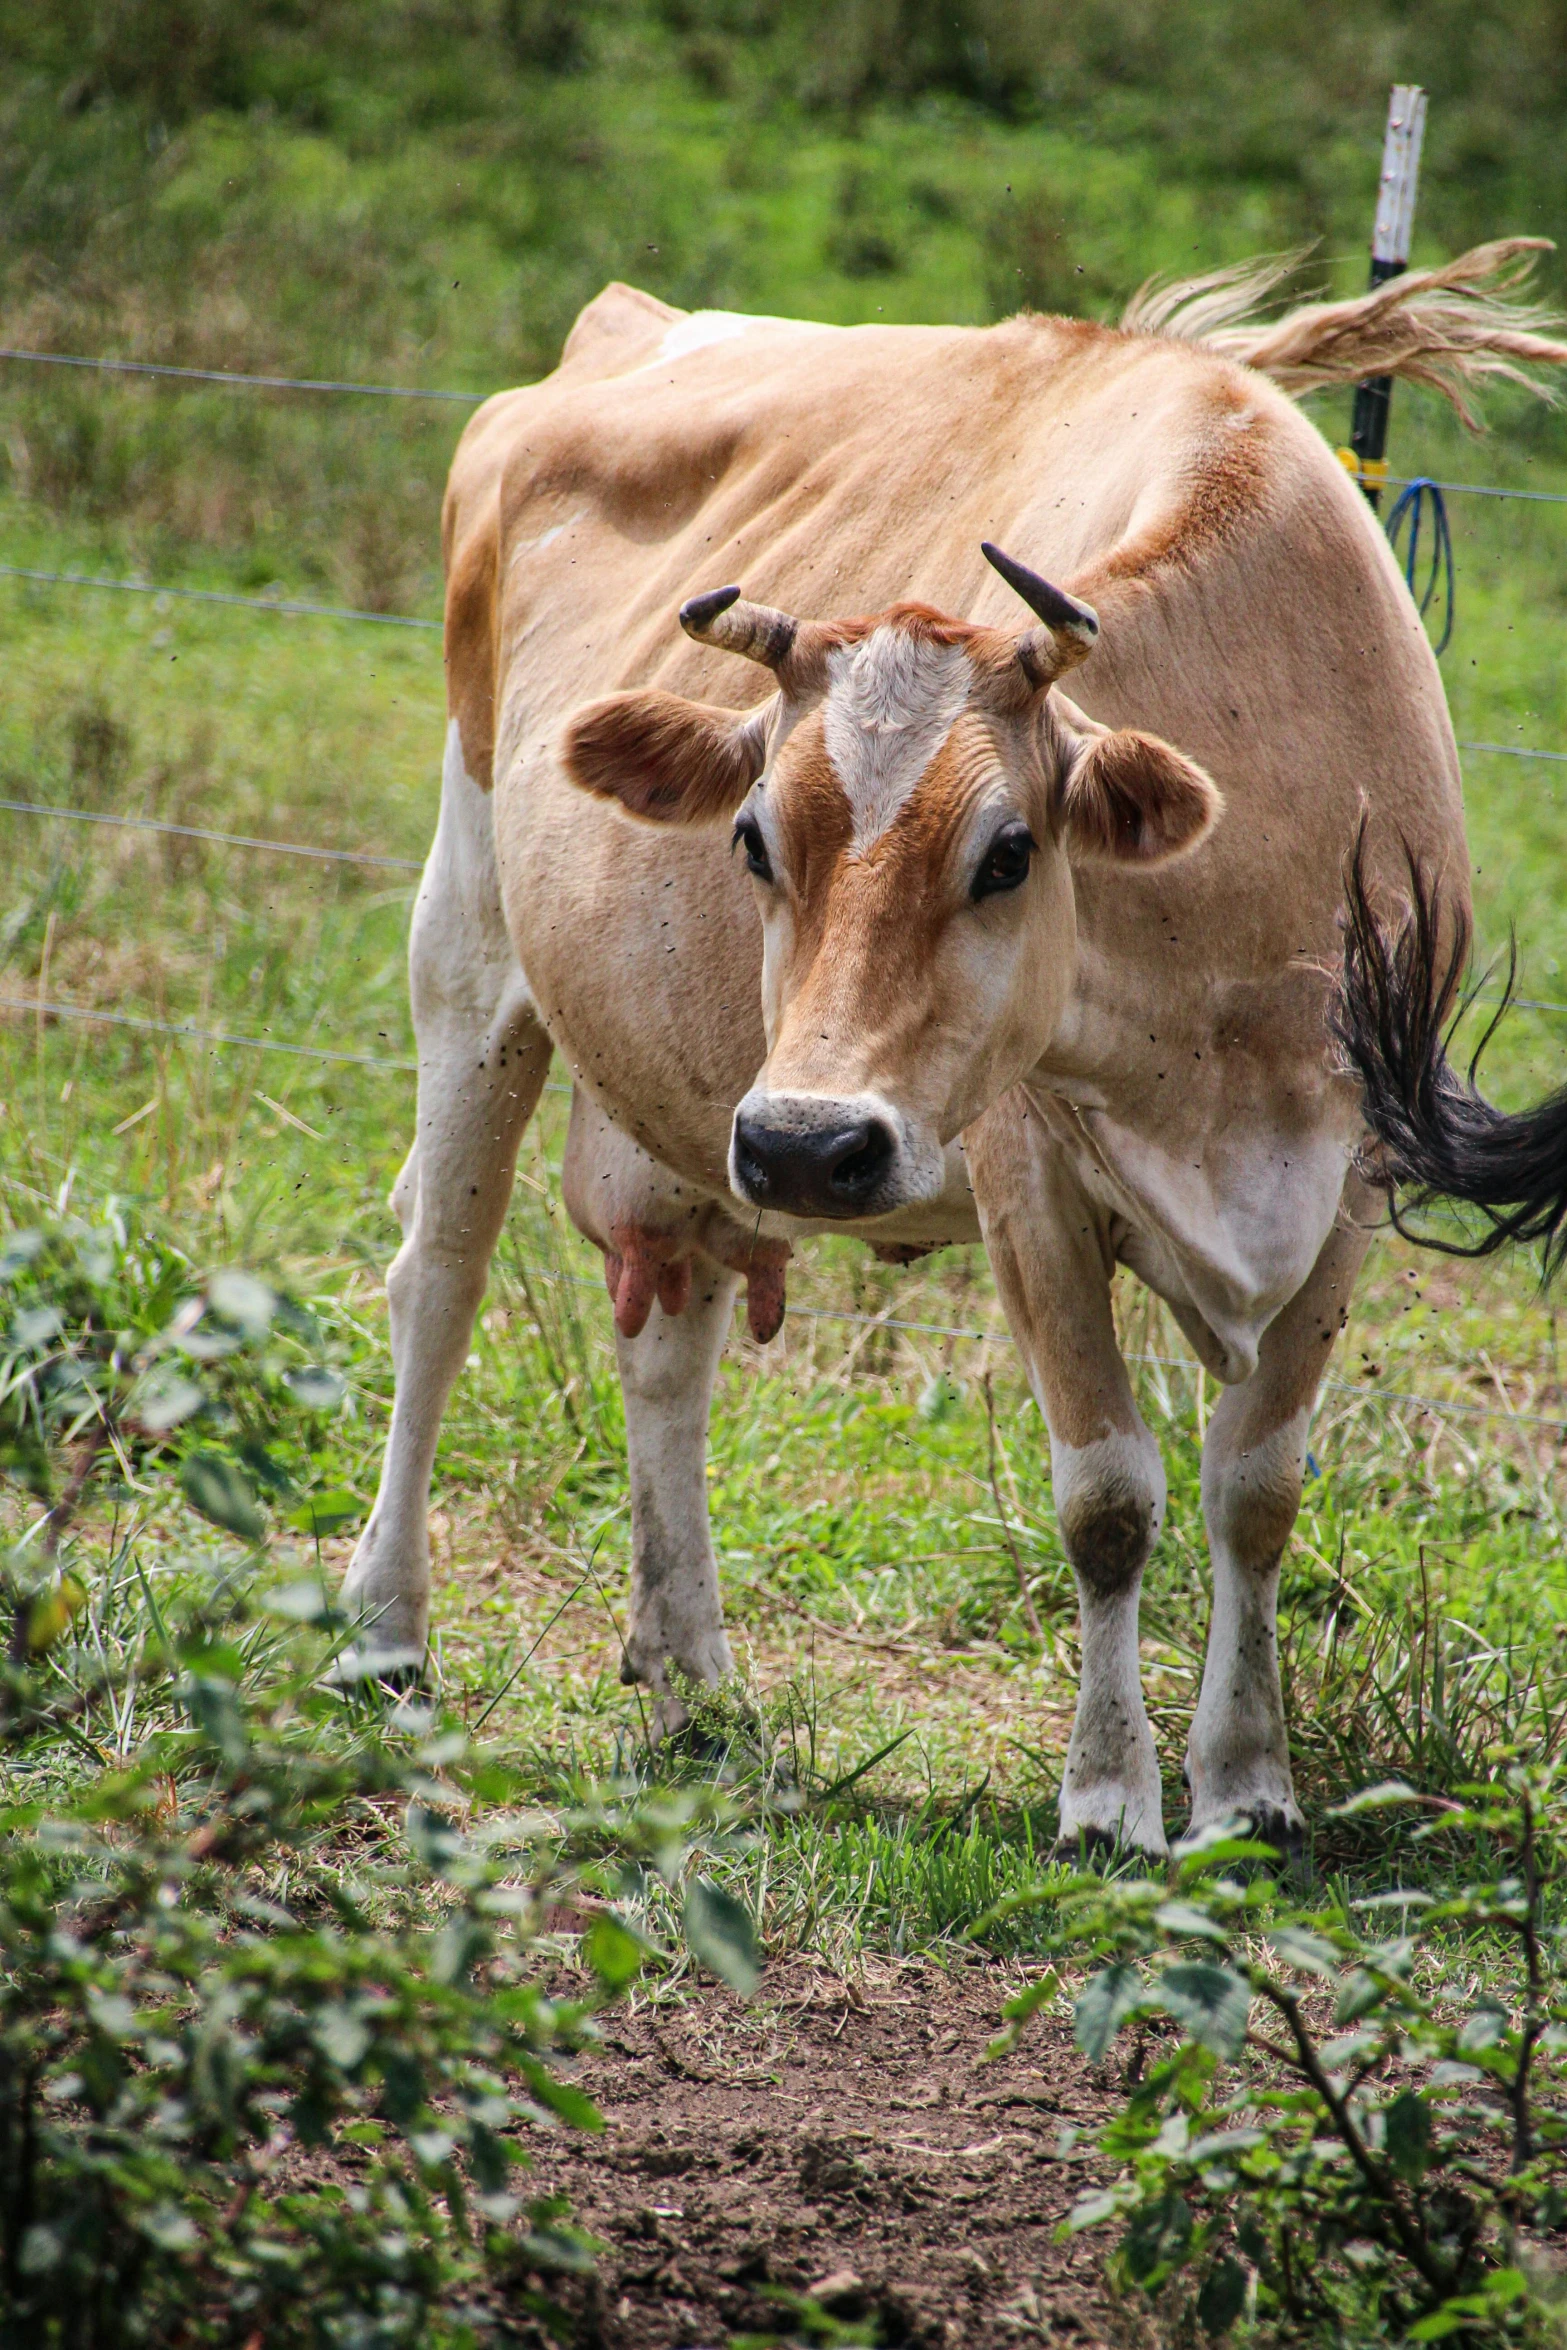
[680,585,800,672]
[981,542,1099,647]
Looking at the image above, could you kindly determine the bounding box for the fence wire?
[0,797,422,872]
[0,348,484,402]
[0,565,440,629]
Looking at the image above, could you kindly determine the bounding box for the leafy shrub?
[0,1219,763,2346]
[991,1776,1567,2342]
[0,1213,368,1554]
[0,1564,766,2348]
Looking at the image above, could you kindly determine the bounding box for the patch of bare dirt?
[534,1959,1121,2348]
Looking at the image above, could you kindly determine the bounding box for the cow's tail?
[1123,238,1567,424]
[1332,831,1567,1275]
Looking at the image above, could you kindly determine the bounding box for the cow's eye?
[972,822,1035,900]
[733,814,774,884]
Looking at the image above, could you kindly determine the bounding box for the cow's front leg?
[615,1264,743,1726]
[560,1095,769,1730]
[1186,1182,1372,1847]
[969,1095,1168,1857]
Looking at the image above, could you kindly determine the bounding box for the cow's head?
[562,547,1221,1221]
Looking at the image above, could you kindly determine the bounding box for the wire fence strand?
[0,348,486,402]
[0,797,423,871]
[0,565,440,629]
[0,994,417,1071]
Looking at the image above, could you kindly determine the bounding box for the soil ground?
[535,1960,1121,2348]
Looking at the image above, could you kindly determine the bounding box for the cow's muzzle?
[731,1102,897,1219]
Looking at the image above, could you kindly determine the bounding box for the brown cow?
[341,245,1566,1854]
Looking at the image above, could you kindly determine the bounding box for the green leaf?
[683,1875,759,1994]
[313,2003,371,2071]
[206,1268,277,1335]
[13,1303,63,1348]
[1074,1962,1145,2062]
[1334,1968,1391,2024]
[263,1578,333,1622]
[180,1450,264,1541]
[1122,2190,1192,2285]
[1174,1823,1287,1873]
[1155,1900,1230,1944]
[286,1488,364,1537]
[18,2223,61,2275]
[997,1968,1060,2034]
[1186,2128,1267,2167]
[519,2222,602,2275]
[1407,2273,1528,2340]
[1328,1780,1419,1817]
[1383,2088,1431,2183]
[1155,1963,1251,2059]
[1196,2255,1248,2336]
[26,1574,86,1654]
[584,1909,647,1992]
[283,1363,347,1413]
[130,1368,206,1432]
[183,1676,248,1767]
[1268,1927,1341,1978]
[137,2204,199,2253]
[0,1230,44,1282]
[1457,2003,1509,2054]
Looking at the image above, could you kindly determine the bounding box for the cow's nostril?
[732,1113,775,1198]
[826,1118,894,1203]
[732,1109,898,1216]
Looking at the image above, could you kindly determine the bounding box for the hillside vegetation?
[3,0,1567,612]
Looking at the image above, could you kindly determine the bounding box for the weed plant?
[990,1778,1567,2342]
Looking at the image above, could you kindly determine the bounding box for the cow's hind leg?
[970,1096,1168,1857]
[1185,1182,1373,1849]
[339,728,551,1676]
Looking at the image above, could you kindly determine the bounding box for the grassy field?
[4,6,1567,2340]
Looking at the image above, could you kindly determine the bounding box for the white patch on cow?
[651,308,819,364]
[509,508,588,569]
[822,628,973,847]
[1053,1424,1168,1855]
[1185,1407,1307,1836]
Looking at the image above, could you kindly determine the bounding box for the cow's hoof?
[324,1642,428,1697]
[1185,1804,1306,1869]
[1243,1804,1306,1867]
[1054,1823,1167,1871]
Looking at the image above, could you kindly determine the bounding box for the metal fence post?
[1340,84,1427,509]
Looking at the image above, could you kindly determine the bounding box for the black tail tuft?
[1332,826,1567,1279]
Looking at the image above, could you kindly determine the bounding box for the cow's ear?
[562,689,771,824]
[1051,707,1222,867]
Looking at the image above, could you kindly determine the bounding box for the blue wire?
[1385,477,1454,656]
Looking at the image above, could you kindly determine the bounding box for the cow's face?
[563,549,1221,1222]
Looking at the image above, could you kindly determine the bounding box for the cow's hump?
[560,282,686,380]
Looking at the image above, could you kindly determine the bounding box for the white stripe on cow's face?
[822,627,974,848]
